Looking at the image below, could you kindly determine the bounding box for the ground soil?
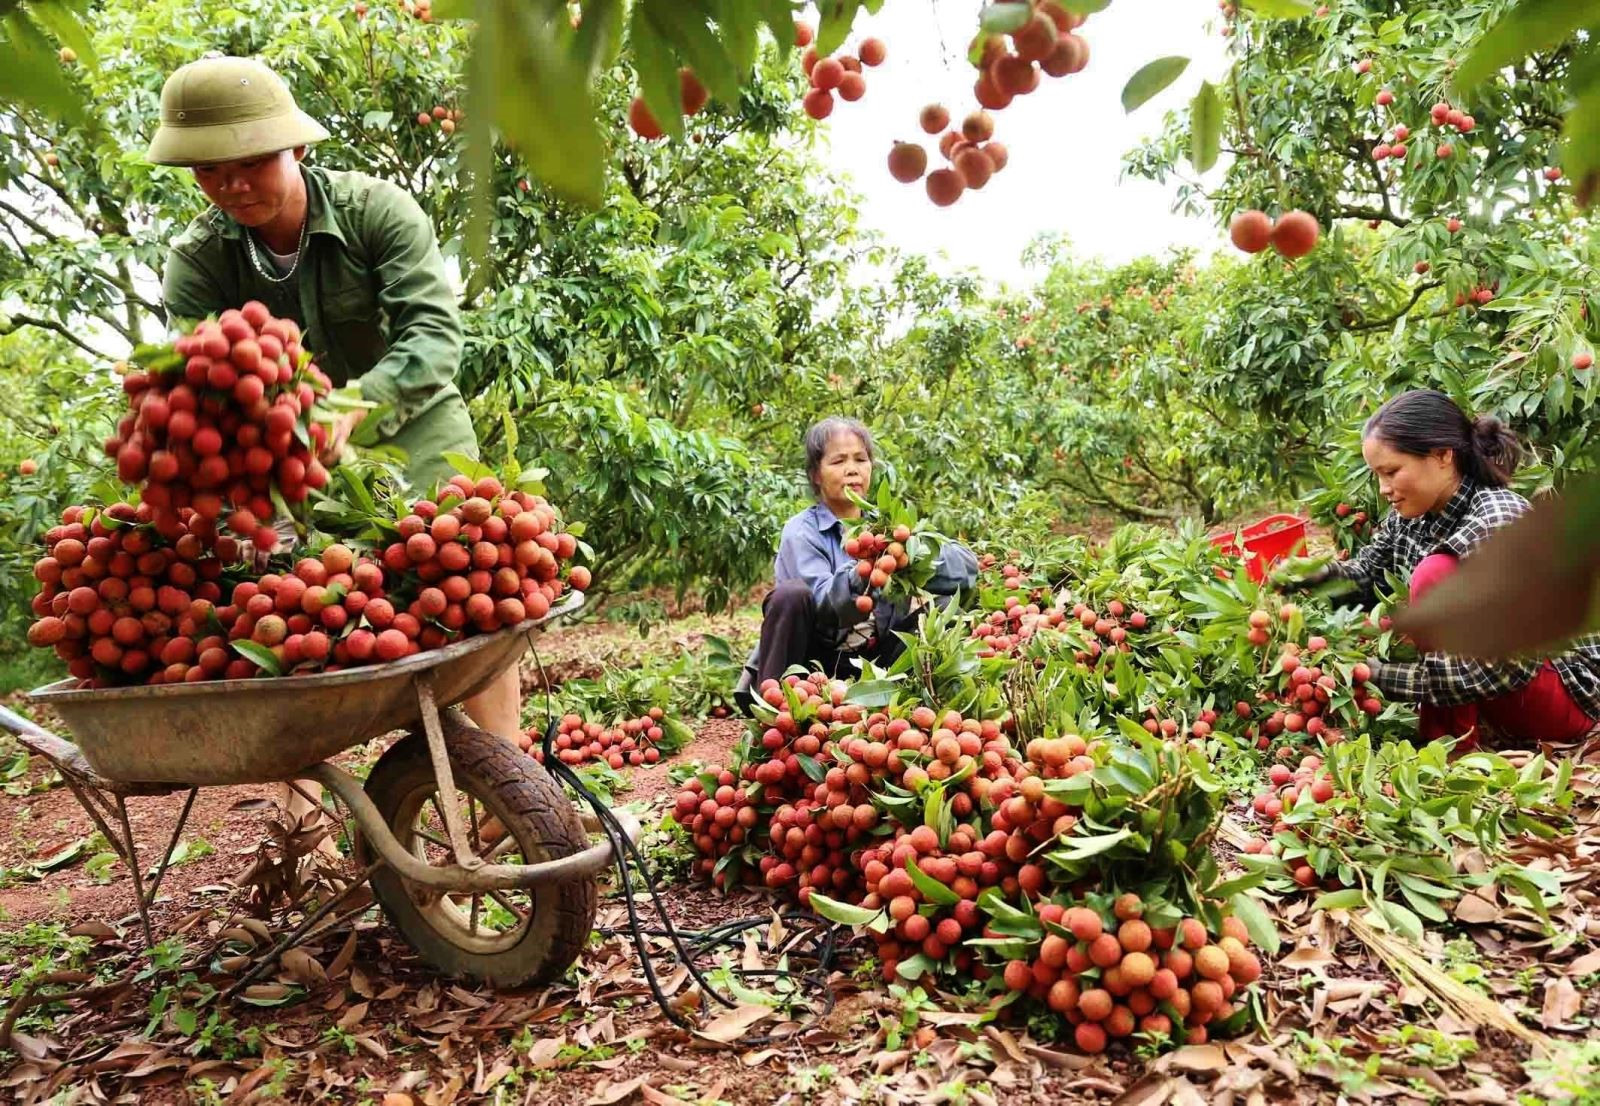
[1,609,1596,1106]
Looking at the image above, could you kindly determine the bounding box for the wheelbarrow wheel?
[362,716,596,987]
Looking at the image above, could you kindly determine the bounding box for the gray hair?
[804,417,875,497]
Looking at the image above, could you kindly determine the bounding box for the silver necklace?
[244,216,310,284]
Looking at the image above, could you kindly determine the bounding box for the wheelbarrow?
[0,592,638,989]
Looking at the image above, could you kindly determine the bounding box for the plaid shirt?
[1333,479,1600,716]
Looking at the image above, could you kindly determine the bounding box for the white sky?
[802,1,1233,289]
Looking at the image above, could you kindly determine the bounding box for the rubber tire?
[362,713,596,987]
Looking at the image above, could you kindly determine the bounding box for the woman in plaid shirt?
[1317,390,1600,746]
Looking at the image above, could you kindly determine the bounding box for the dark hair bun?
[1471,413,1523,485]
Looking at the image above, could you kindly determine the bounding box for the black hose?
[530,647,844,1042]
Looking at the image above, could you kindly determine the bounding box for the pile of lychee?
[534,708,671,767]
[998,894,1262,1051]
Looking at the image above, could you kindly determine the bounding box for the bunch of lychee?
[844,523,913,614]
[627,68,712,140]
[999,895,1262,1051]
[375,472,588,643]
[106,303,332,554]
[885,1,1088,205]
[210,544,398,678]
[797,22,887,121]
[27,502,236,687]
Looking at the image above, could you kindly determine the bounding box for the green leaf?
[34,837,88,872]
[979,3,1033,33]
[814,0,863,56]
[1055,827,1133,861]
[906,856,961,906]
[795,753,827,784]
[1241,0,1316,15]
[1206,870,1266,899]
[443,450,496,482]
[28,3,98,70]
[0,10,87,124]
[1377,899,1424,942]
[1122,56,1190,113]
[1312,888,1368,911]
[465,0,603,224]
[1190,81,1223,174]
[845,678,900,708]
[1454,0,1591,94]
[231,640,282,677]
[1228,892,1281,954]
[807,892,889,933]
[573,0,626,76]
[895,952,935,980]
[1057,0,1112,12]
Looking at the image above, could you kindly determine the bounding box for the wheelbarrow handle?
[0,703,55,741]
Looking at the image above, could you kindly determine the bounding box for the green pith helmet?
[147,55,329,167]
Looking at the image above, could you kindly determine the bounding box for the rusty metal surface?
[26,593,583,786]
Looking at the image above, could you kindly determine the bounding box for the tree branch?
[0,312,113,359]
[1346,281,1439,331]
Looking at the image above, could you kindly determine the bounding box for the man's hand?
[320,409,366,467]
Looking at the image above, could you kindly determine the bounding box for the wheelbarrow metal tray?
[28,593,583,787]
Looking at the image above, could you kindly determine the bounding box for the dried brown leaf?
[1166,1044,1227,1073]
[1566,948,1600,976]
[585,1075,645,1105]
[1454,891,1499,925]
[1541,977,1581,1028]
[337,1002,369,1031]
[694,1003,773,1045]
[279,948,326,987]
[350,967,375,998]
[525,1035,565,1069]
[327,929,359,980]
[66,921,119,942]
[1111,1075,1172,1106]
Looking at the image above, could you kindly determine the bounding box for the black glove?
[1277,565,1333,593]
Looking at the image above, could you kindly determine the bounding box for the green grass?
[0,646,62,697]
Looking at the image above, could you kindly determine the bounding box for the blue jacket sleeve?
[775,521,863,626]
[926,541,979,595]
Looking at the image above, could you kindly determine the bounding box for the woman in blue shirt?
[744,417,979,696]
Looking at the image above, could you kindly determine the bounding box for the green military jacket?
[162,166,474,478]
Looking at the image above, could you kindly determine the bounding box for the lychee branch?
[1344,281,1440,332]
[0,309,110,359]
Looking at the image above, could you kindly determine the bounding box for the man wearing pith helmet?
[147,55,524,762]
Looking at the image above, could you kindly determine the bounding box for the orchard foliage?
[1000,0,1600,529]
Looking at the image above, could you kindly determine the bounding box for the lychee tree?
[1010,0,1600,525]
[0,0,967,622]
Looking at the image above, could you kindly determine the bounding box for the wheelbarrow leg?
[141,788,198,910]
[415,676,484,872]
[114,796,156,948]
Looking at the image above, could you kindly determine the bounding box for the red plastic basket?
[1208,513,1309,582]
